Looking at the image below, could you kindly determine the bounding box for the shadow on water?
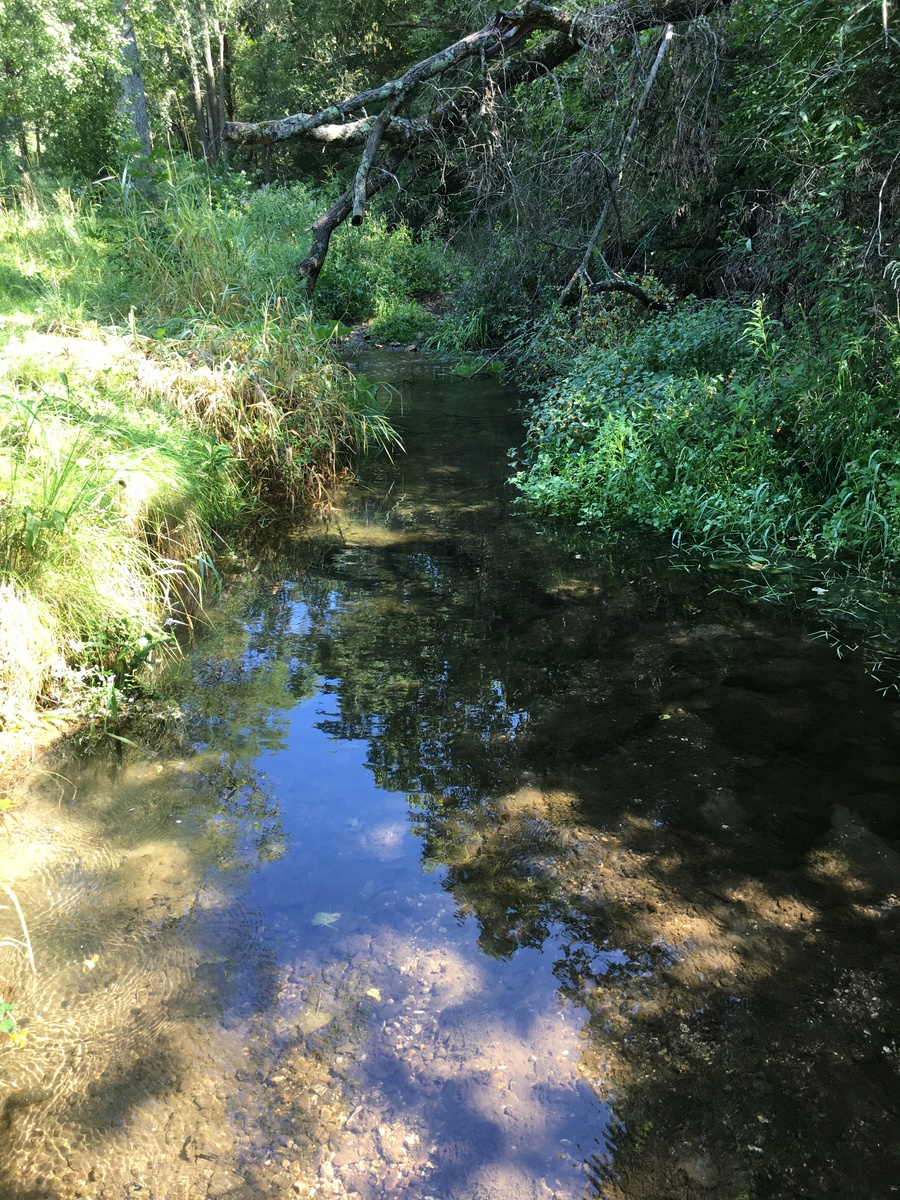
[1,351,897,1199]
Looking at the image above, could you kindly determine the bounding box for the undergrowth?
[514,293,900,564]
[0,331,239,726]
[0,160,418,728]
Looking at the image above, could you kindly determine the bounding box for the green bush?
[369,300,437,343]
[315,218,451,324]
[515,299,900,562]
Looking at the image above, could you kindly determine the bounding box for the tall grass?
[109,161,403,503]
[0,332,240,724]
[136,308,400,508]
[0,159,406,727]
[0,174,109,333]
[111,162,319,322]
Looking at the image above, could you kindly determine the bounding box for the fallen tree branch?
[224,1,724,148]
[580,278,673,309]
[223,7,541,148]
[562,21,675,302]
[353,98,400,225]
[222,0,728,293]
[297,152,404,293]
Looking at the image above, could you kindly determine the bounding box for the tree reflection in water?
[251,353,900,1199]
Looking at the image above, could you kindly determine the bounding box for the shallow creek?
[1,352,898,1200]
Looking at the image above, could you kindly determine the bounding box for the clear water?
[1,353,898,1200]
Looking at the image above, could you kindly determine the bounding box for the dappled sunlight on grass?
[0,176,402,732]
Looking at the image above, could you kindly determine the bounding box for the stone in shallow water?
[296,1010,334,1035]
[311,911,341,926]
[678,1152,719,1187]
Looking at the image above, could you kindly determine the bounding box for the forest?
[1,0,899,728]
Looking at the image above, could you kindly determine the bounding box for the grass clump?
[0,331,241,725]
[139,309,400,508]
[105,160,450,338]
[0,161,409,728]
[514,295,900,563]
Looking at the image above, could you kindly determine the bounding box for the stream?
[1,351,898,1200]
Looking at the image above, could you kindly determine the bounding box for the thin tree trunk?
[180,11,210,160]
[117,0,152,161]
[198,0,220,161]
[213,13,232,163]
[173,92,193,153]
[221,32,233,120]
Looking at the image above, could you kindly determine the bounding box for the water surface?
[1,352,898,1200]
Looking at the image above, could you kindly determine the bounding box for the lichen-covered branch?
[223,8,538,148]
[222,0,726,149]
[352,99,400,225]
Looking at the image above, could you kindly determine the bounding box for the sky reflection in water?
[3,352,898,1200]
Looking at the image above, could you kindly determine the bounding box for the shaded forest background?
[3,0,898,313]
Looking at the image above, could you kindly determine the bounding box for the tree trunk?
[181,11,211,160]
[198,0,220,161]
[221,32,233,121]
[173,92,193,154]
[214,16,232,162]
[117,0,152,161]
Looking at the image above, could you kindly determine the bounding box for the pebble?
[679,1153,719,1187]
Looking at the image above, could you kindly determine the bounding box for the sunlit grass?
[0,332,239,724]
[0,165,402,728]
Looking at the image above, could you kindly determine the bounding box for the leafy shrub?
[369,300,437,343]
[316,218,451,324]
[515,299,900,562]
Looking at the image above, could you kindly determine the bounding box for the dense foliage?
[515,295,900,560]
[2,0,900,720]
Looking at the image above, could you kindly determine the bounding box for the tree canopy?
[1,0,897,319]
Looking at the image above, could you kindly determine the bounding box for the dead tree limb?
[562,21,675,302]
[223,7,541,148]
[585,279,672,309]
[353,98,400,225]
[298,152,404,294]
[223,0,728,292]
[224,2,723,146]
